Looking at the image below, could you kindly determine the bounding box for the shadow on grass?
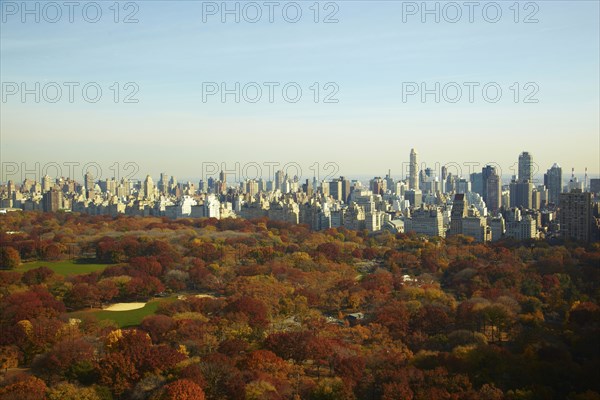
[73,257,103,264]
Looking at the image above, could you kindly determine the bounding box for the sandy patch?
[103,302,146,311]
[194,294,216,299]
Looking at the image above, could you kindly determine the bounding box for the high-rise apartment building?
[481,165,496,199]
[42,175,53,193]
[42,188,61,212]
[143,175,154,199]
[409,207,445,237]
[590,179,600,194]
[470,172,483,196]
[275,170,284,191]
[409,148,418,190]
[518,151,534,182]
[510,180,534,209]
[462,208,489,242]
[84,172,95,193]
[559,190,594,243]
[544,163,562,205]
[456,179,471,194]
[404,189,422,208]
[158,173,168,194]
[449,194,467,235]
[484,167,502,212]
[329,179,343,201]
[245,180,259,197]
[370,177,386,196]
[340,177,351,203]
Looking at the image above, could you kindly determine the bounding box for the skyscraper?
[340,177,351,203]
[42,188,61,212]
[544,163,562,205]
[481,165,495,199]
[404,189,422,208]
[169,176,178,194]
[42,175,53,193]
[559,190,594,243]
[509,180,533,209]
[470,172,483,196]
[84,172,95,193]
[370,177,385,195]
[245,180,259,197]
[484,167,502,212]
[143,175,154,199]
[518,151,533,182]
[158,173,168,194]
[409,148,418,190]
[441,166,448,193]
[591,179,600,194]
[449,193,467,235]
[510,152,534,209]
[329,179,343,201]
[275,170,284,191]
[385,170,394,193]
[441,166,448,181]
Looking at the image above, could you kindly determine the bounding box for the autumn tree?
[125,276,165,300]
[264,331,317,364]
[0,345,20,371]
[0,246,21,269]
[97,351,139,397]
[373,300,411,340]
[32,337,95,382]
[141,314,177,343]
[160,379,206,400]
[65,282,102,309]
[21,266,54,285]
[0,375,47,400]
[225,296,269,329]
[0,286,65,325]
[47,382,102,400]
[199,353,245,400]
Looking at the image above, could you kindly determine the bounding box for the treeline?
[0,211,599,400]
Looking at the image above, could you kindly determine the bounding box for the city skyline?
[1,1,599,175]
[0,152,596,186]
[3,147,598,244]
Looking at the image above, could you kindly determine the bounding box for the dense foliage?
[1,212,599,400]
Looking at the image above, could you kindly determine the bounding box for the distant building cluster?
[2,151,599,243]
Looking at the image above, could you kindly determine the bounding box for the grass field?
[19,259,109,276]
[70,297,177,328]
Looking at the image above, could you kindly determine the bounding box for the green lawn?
[70,297,176,328]
[19,259,109,276]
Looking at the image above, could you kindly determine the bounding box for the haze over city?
[1,0,599,178]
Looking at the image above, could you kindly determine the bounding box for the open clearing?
[19,259,109,276]
[194,294,216,298]
[103,302,146,311]
[69,296,177,328]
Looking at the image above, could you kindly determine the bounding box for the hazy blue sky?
[1,0,599,183]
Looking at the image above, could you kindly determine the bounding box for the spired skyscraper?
[409,148,418,190]
[544,163,563,205]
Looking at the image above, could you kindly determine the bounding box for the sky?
[1,0,599,184]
